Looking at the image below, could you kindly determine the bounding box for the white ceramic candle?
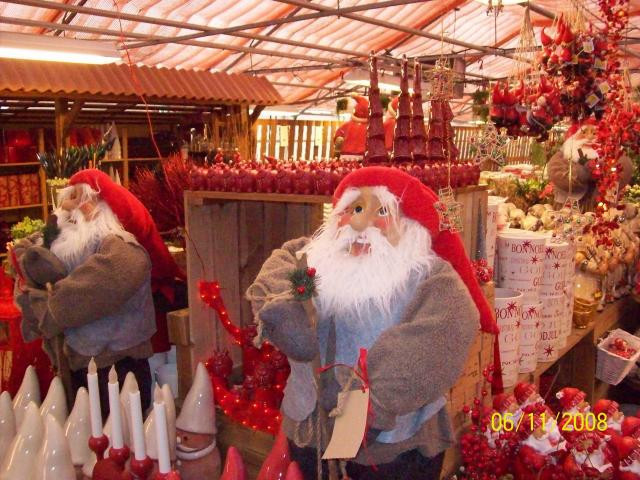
[496,229,547,300]
[153,389,171,473]
[494,288,523,388]
[538,295,564,362]
[107,367,124,450]
[129,389,146,460]
[87,358,102,438]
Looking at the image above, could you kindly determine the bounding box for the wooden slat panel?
[238,201,265,327]
[268,119,277,159]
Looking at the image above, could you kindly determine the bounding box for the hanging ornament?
[428,58,455,101]
[470,121,509,168]
[435,186,464,233]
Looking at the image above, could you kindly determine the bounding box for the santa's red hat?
[69,169,185,284]
[351,95,369,122]
[514,382,538,405]
[594,399,620,418]
[610,436,640,465]
[556,387,587,411]
[333,167,496,333]
[565,117,597,140]
[493,393,516,412]
[622,417,640,439]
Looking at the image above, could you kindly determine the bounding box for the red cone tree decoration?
[410,60,428,163]
[442,100,459,163]
[392,56,411,163]
[364,53,389,164]
[426,100,445,163]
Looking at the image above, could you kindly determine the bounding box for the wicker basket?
[596,329,640,385]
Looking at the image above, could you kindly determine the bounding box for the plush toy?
[247,166,494,480]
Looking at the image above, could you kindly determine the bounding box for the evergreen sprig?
[289,267,317,301]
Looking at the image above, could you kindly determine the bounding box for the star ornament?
[545,247,554,256]
[531,256,539,264]
[544,345,554,357]
[523,240,532,249]
[528,306,537,314]
[553,262,561,270]
[507,301,517,311]
[470,121,508,167]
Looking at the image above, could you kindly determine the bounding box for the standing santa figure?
[513,409,567,480]
[547,119,634,210]
[247,166,495,479]
[333,95,369,160]
[383,97,399,152]
[11,169,182,414]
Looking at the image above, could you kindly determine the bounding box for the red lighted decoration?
[199,281,288,434]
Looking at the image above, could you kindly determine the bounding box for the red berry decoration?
[306,267,316,277]
[296,286,306,295]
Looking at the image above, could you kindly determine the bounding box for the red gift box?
[7,176,19,207]
[29,174,40,204]
[17,175,32,206]
[6,146,37,164]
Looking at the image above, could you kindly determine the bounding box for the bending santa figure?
[547,119,633,209]
[334,95,369,160]
[248,167,494,479]
[12,169,182,414]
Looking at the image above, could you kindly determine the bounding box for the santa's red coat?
[514,445,567,480]
[334,120,367,156]
[383,117,395,151]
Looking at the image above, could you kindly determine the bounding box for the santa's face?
[302,186,436,316]
[528,420,565,453]
[176,428,213,452]
[563,128,599,162]
[337,187,401,254]
[59,184,97,220]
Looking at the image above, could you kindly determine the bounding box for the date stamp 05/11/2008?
[490,412,610,433]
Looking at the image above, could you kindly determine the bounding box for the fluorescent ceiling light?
[343,68,430,94]
[0,32,120,64]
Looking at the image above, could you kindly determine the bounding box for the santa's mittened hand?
[21,246,67,288]
[259,300,318,362]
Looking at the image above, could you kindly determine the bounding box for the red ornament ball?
[306,267,316,277]
[297,286,306,295]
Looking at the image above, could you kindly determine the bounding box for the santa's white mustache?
[332,224,393,255]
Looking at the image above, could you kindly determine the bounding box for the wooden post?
[36,128,48,220]
[122,127,129,189]
[54,98,68,155]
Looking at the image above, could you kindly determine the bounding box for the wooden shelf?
[0,162,39,167]
[186,190,333,205]
[507,297,636,395]
[0,203,43,212]
[101,157,162,163]
[0,252,7,259]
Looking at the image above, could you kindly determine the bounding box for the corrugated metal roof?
[1,0,640,114]
[0,58,282,105]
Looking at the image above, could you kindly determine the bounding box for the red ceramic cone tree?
[410,60,428,163]
[364,53,389,164]
[442,100,459,163]
[426,100,445,163]
[391,56,411,163]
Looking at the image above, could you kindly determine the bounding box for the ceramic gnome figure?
[247,166,495,479]
[40,376,68,426]
[0,392,16,456]
[0,401,44,480]
[33,413,76,480]
[593,399,625,437]
[65,387,92,478]
[514,382,545,411]
[513,409,567,480]
[12,364,41,429]
[557,387,591,439]
[175,363,221,480]
[562,431,615,478]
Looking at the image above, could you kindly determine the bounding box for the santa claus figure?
[334,95,369,160]
[623,417,640,440]
[594,399,625,437]
[611,436,640,480]
[547,119,634,210]
[493,393,522,431]
[383,96,398,152]
[247,166,495,479]
[175,362,221,480]
[556,387,591,439]
[514,382,545,411]
[563,431,615,478]
[514,410,567,480]
[12,169,182,414]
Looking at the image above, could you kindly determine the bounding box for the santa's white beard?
[523,421,565,455]
[563,136,599,162]
[302,216,437,318]
[50,202,130,272]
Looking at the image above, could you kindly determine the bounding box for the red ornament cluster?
[607,337,637,359]
[188,159,481,195]
[471,259,493,284]
[199,280,289,434]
